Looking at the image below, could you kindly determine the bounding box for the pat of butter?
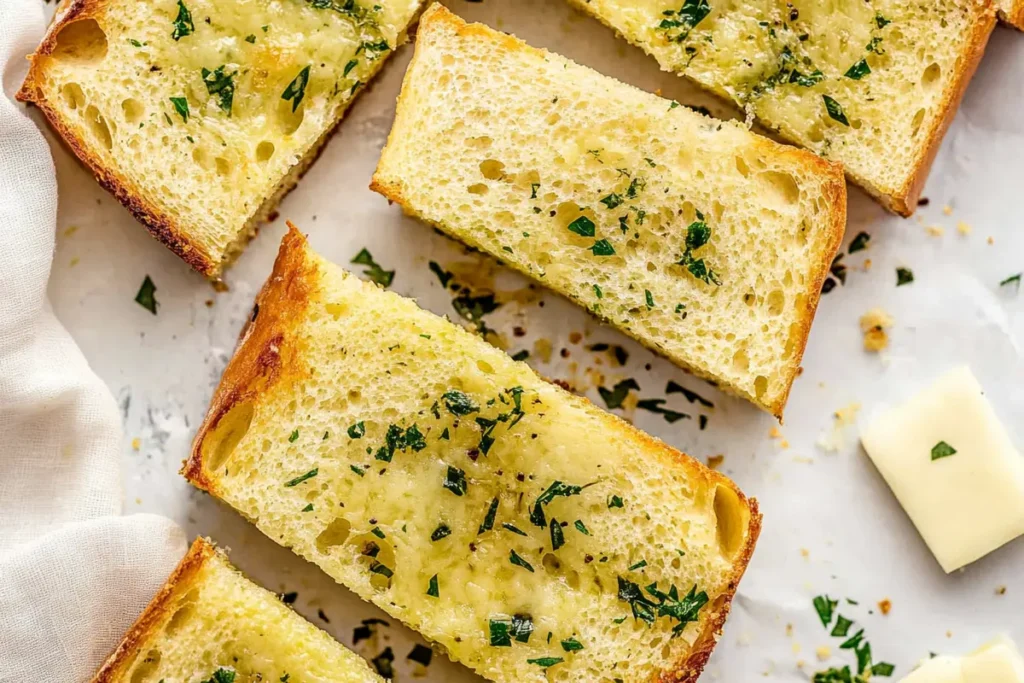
[860,366,1024,573]
[900,636,1024,683]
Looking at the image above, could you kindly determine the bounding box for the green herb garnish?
[431,523,452,541]
[282,65,311,112]
[351,248,394,287]
[567,216,596,237]
[407,643,433,667]
[844,59,871,80]
[550,518,565,550]
[169,97,189,123]
[509,549,535,572]
[443,465,467,496]
[657,0,711,42]
[636,398,689,423]
[443,389,479,415]
[530,480,589,527]
[896,267,914,286]
[666,380,714,408]
[608,495,624,509]
[527,657,563,668]
[201,65,236,115]
[574,520,590,535]
[1000,273,1021,289]
[561,637,583,652]
[134,275,158,314]
[348,422,366,438]
[479,497,499,534]
[823,95,850,126]
[171,0,194,40]
[931,441,956,460]
[284,468,318,487]
[288,429,299,443]
[813,595,837,627]
[601,193,623,209]
[590,239,615,256]
[848,231,871,253]
[426,574,439,597]
[598,378,639,410]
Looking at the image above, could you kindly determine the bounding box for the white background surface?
[38,0,1024,679]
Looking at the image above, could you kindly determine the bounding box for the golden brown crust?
[1004,1,1024,28]
[17,1,425,277]
[371,4,845,420]
[891,0,996,216]
[182,223,316,490]
[186,219,762,683]
[90,538,216,683]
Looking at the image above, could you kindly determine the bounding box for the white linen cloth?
[0,2,187,680]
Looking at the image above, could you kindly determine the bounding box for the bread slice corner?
[90,536,383,682]
[18,0,423,277]
[1000,0,1024,30]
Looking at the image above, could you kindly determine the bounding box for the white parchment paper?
[39,0,1024,679]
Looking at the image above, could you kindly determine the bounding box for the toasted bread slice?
[91,537,383,683]
[371,4,845,417]
[564,0,995,215]
[18,0,422,276]
[1001,0,1024,28]
[184,226,761,683]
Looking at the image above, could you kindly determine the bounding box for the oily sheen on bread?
[564,0,995,215]
[17,0,422,276]
[183,226,761,683]
[90,537,383,683]
[371,4,845,417]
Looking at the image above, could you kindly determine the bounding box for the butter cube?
[901,636,1024,683]
[861,366,1024,572]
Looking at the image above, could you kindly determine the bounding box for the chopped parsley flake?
[600,193,624,209]
[527,657,563,668]
[489,614,533,646]
[502,523,527,536]
[281,65,311,112]
[479,497,499,534]
[351,248,394,287]
[429,261,454,288]
[407,643,433,667]
[443,389,479,416]
[169,97,189,123]
[549,518,565,550]
[844,58,871,80]
[574,519,590,535]
[636,398,690,423]
[813,595,838,627]
[531,183,540,199]
[645,289,654,309]
[530,480,590,527]
[561,637,584,652]
[567,216,596,237]
[598,378,639,410]
[931,441,957,460]
[369,561,393,578]
[607,495,624,509]
[344,59,359,77]
[823,95,850,126]
[666,380,714,408]
[134,275,158,314]
[509,549,535,572]
[590,239,615,256]
[443,465,467,496]
[426,574,439,597]
[676,213,721,285]
[348,422,366,438]
[656,0,711,42]
[171,0,194,41]
[284,468,318,487]
[288,429,299,442]
[848,231,871,253]
[201,669,235,683]
[430,523,452,541]
[201,65,236,115]
[1001,273,1022,289]
[896,267,914,286]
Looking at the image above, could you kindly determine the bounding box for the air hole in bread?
[351,532,395,590]
[922,63,941,85]
[60,82,86,110]
[754,375,768,399]
[734,155,750,178]
[164,590,198,635]
[479,159,505,180]
[316,517,352,553]
[278,101,304,135]
[192,147,211,169]
[84,104,113,150]
[129,648,161,683]
[256,141,275,162]
[202,400,255,473]
[766,289,785,316]
[52,19,108,63]
[325,302,349,320]
[121,98,144,124]
[731,349,749,372]
[911,108,926,135]
[759,171,800,205]
[465,135,492,150]
[215,157,231,177]
[476,359,495,374]
[467,183,489,195]
[712,484,745,558]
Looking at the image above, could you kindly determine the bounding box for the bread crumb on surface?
[131,437,141,451]
[69,257,80,267]
[860,308,894,352]
[816,402,861,453]
[800,548,810,559]
[816,646,832,661]
[707,454,725,470]
[878,598,892,615]
[988,236,995,245]
[956,221,972,235]
[942,205,953,216]
[769,427,782,439]
[63,225,79,237]
[926,225,944,237]
[996,585,1007,595]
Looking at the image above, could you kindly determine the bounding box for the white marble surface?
[41,0,1024,680]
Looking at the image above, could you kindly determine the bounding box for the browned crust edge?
[562,0,995,218]
[17,0,426,277]
[89,537,216,683]
[1003,1,1024,28]
[183,221,763,683]
[182,222,316,491]
[371,3,846,420]
[890,0,997,216]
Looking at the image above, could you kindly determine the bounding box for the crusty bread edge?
[16,0,426,277]
[370,3,846,419]
[1003,1,1024,28]
[563,0,994,217]
[89,537,217,683]
[887,0,996,216]
[183,223,763,683]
